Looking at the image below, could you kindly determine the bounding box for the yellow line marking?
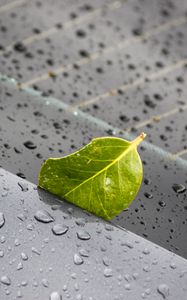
[62,0,125,29]
[133,104,187,130]
[172,148,187,159]
[20,57,90,89]
[0,0,26,13]
[0,0,126,53]
[91,15,187,57]
[20,15,187,89]
[23,27,58,45]
[73,58,187,109]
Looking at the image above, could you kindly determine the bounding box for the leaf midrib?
[64,140,137,198]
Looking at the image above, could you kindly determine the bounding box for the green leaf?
[38,133,146,220]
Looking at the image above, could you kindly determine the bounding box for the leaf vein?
[64,142,135,198]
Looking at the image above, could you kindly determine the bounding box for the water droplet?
[52,224,69,235]
[5,290,10,296]
[104,268,113,277]
[103,256,111,266]
[144,192,153,199]
[124,274,131,282]
[145,288,151,295]
[170,262,176,269]
[17,262,23,270]
[0,250,4,257]
[17,214,25,221]
[18,182,28,192]
[79,248,89,257]
[104,224,114,231]
[21,280,28,286]
[21,252,28,260]
[125,283,131,290]
[2,191,8,197]
[105,177,111,186]
[74,282,79,291]
[42,278,49,287]
[157,284,169,298]
[0,212,5,228]
[14,238,20,246]
[142,248,150,255]
[0,236,6,243]
[23,141,37,149]
[100,245,107,252]
[27,223,33,231]
[33,280,38,287]
[51,205,62,210]
[49,291,62,300]
[132,272,139,280]
[121,241,133,248]
[17,290,22,298]
[32,247,41,255]
[172,184,186,194]
[144,178,151,185]
[74,254,84,265]
[77,230,91,240]
[63,285,67,291]
[158,200,166,207]
[1,275,11,285]
[14,42,26,52]
[143,265,151,272]
[75,218,86,226]
[67,207,73,214]
[34,210,54,223]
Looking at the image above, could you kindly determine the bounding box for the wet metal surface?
[0,81,187,259]
[0,168,187,299]
[0,0,186,155]
[0,0,187,278]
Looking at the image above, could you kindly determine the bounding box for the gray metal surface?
[0,80,187,259]
[0,167,187,300]
[0,0,186,155]
[0,0,187,294]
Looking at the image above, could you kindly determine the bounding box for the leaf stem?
[131,132,146,147]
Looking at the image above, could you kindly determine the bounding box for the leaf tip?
[132,132,146,147]
[140,132,146,140]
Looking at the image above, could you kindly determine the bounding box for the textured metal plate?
[0,0,187,278]
[0,168,187,300]
[0,80,187,258]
